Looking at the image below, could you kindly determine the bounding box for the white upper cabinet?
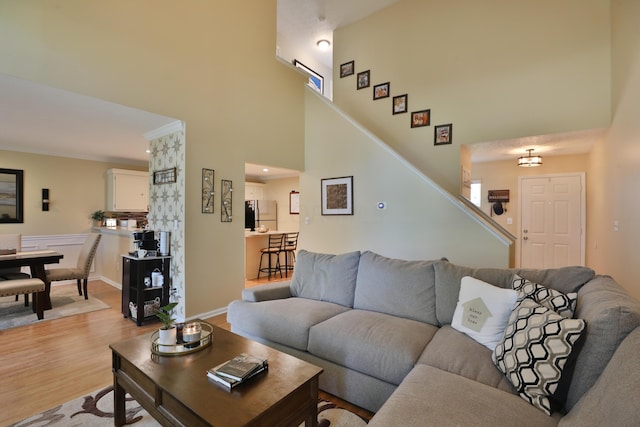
[107,169,149,212]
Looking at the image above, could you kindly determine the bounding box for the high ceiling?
[277,0,401,69]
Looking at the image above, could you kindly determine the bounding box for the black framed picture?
[392,94,408,114]
[340,61,354,78]
[293,59,324,94]
[0,168,24,223]
[411,109,431,128]
[321,176,353,215]
[357,70,370,90]
[434,123,453,145]
[373,82,390,100]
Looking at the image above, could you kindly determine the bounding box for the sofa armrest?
[242,281,292,302]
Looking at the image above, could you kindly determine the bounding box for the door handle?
[523,236,528,241]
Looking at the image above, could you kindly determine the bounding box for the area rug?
[0,285,110,331]
[9,385,369,426]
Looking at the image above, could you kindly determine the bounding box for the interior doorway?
[519,173,585,268]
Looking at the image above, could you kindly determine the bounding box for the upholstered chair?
[45,233,101,300]
[0,233,32,305]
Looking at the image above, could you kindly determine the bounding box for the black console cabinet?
[122,255,171,326]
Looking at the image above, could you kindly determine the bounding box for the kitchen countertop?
[93,226,145,237]
[245,230,293,237]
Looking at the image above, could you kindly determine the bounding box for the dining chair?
[257,233,284,280]
[45,233,101,300]
[0,233,32,306]
[281,232,299,277]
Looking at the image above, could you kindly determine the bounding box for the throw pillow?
[512,274,578,318]
[451,276,518,350]
[492,298,586,415]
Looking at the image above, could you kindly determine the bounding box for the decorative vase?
[158,326,177,348]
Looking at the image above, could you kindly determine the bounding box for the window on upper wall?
[470,181,481,208]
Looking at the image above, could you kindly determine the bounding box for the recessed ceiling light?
[146,149,151,154]
[262,168,269,172]
[317,39,331,50]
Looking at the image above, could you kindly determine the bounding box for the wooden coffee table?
[110,322,323,426]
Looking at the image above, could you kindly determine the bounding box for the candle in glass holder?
[182,322,202,348]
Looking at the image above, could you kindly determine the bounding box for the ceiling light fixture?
[316,39,331,50]
[518,149,543,167]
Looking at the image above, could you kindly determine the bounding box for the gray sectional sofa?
[227,250,640,426]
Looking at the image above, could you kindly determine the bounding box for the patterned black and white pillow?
[492,298,586,415]
[512,274,578,318]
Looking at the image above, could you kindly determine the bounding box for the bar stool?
[281,232,299,277]
[257,234,284,280]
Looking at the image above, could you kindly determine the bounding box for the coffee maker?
[132,230,158,254]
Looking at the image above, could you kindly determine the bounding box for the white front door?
[519,174,585,268]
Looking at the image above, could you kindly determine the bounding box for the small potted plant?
[90,210,105,226]
[156,302,178,347]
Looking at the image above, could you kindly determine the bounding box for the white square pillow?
[451,276,518,350]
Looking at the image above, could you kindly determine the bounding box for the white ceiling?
[277,0,401,69]
[0,2,603,177]
[0,74,178,167]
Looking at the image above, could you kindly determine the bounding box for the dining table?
[0,250,64,310]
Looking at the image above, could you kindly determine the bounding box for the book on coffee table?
[213,353,268,381]
[207,362,268,390]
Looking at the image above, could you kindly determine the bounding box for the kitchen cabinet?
[107,169,149,212]
[245,182,265,200]
[121,255,171,326]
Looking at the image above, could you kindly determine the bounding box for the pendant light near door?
[518,149,542,167]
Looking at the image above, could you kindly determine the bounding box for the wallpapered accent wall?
[148,129,186,320]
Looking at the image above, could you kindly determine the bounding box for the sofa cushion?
[353,251,437,324]
[513,274,578,318]
[559,327,640,427]
[418,325,516,394]
[226,298,350,350]
[563,275,640,410]
[368,364,561,427]
[290,250,361,307]
[451,276,518,350]
[308,309,438,385]
[434,261,595,325]
[492,299,586,415]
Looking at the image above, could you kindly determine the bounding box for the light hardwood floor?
[0,279,373,425]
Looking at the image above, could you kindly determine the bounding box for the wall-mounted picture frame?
[201,168,214,214]
[289,191,300,214]
[0,168,24,223]
[373,82,390,100]
[434,123,453,145]
[392,94,408,114]
[340,61,354,78]
[221,179,233,222]
[411,109,431,128]
[293,59,324,94]
[357,70,370,90]
[321,176,353,216]
[153,167,177,185]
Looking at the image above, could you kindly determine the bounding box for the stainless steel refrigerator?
[246,200,277,231]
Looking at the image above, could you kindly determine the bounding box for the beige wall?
[586,0,640,300]
[300,90,511,267]
[333,0,611,194]
[263,177,300,233]
[0,1,307,317]
[0,150,144,236]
